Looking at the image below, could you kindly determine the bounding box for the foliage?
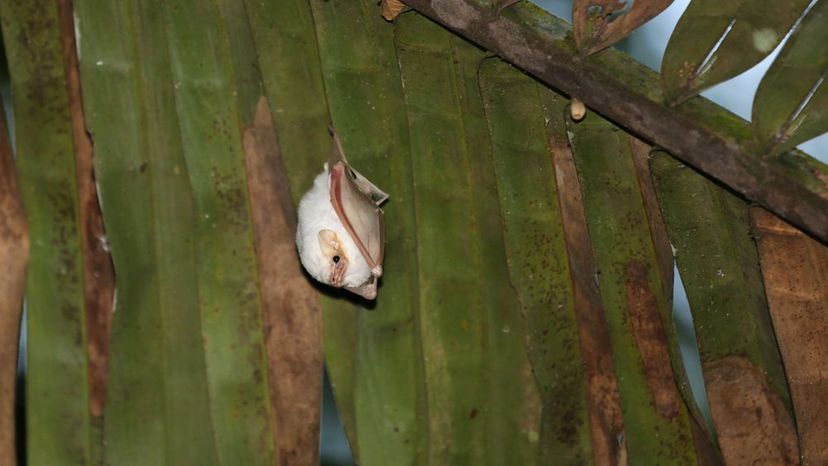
[0,0,825,465]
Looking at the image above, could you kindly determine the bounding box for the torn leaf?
[573,0,673,54]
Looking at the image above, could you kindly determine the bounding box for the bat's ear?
[317,229,340,257]
[346,277,378,300]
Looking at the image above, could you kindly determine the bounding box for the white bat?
[296,132,388,300]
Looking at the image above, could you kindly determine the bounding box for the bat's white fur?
[296,168,372,288]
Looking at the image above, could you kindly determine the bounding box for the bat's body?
[296,170,373,288]
[295,132,388,299]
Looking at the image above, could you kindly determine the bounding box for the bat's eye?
[348,168,357,180]
[333,255,341,264]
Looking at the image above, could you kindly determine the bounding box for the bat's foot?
[371,265,383,277]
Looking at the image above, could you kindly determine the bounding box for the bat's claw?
[371,265,383,277]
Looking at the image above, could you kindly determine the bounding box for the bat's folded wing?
[329,161,385,279]
[326,131,389,206]
[350,167,388,206]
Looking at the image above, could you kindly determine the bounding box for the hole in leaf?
[673,264,715,433]
[321,368,355,466]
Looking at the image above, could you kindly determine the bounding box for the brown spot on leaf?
[752,208,828,464]
[690,415,725,466]
[57,0,115,419]
[705,355,799,466]
[552,132,625,465]
[624,261,681,419]
[0,90,28,466]
[629,141,673,302]
[243,96,322,466]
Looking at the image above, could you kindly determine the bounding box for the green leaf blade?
[0,1,92,463]
[396,17,487,465]
[661,0,810,103]
[650,152,798,464]
[753,0,828,156]
[163,1,276,463]
[309,1,424,464]
[480,59,592,465]
[243,0,331,202]
[568,114,700,464]
[452,38,543,466]
[75,0,222,463]
[396,13,543,466]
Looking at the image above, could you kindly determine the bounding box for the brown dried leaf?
[243,97,322,466]
[629,140,672,301]
[631,143,723,466]
[0,96,27,466]
[752,208,828,464]
[624,261,682,419]
[552,130,626,465]
[630,144,722,466]
[705,356,799,466]
[381,0,408,21]
[57,0,115,419]
[573,0,673,54]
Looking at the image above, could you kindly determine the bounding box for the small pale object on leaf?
[296,131,388,300]
[570,98,587,121]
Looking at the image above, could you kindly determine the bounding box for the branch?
[402,0,828,244]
